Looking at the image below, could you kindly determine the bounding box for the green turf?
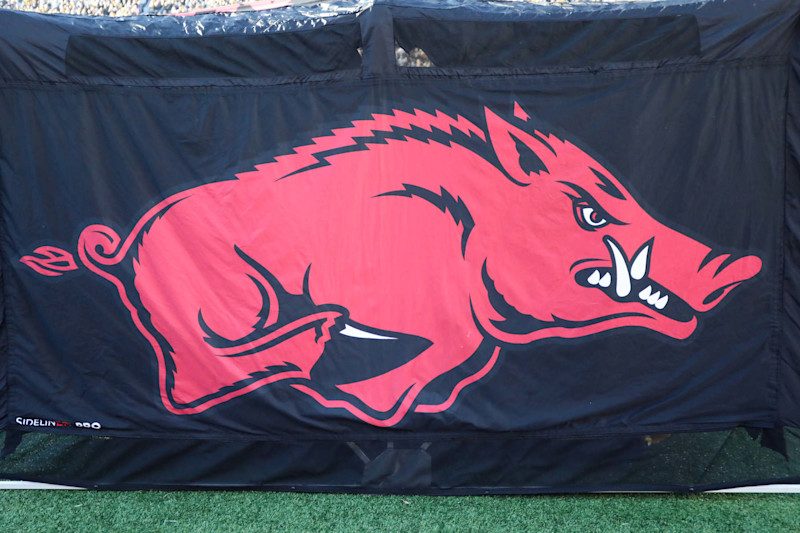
[0,492,798,533]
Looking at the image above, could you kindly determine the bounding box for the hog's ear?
[485,107,556,186]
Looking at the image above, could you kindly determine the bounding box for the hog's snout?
[690,252,762,312]
[644,229,762,315]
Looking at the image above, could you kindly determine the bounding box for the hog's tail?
[20,245,80,277]
[77,224,126,279]
[20,225,126,278]
[22,192,194,279]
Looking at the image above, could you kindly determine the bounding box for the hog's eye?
[573,201,611,231]
[581,206,607,227]
[560,181,626,230]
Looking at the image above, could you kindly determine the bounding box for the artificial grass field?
[0,491,798,532]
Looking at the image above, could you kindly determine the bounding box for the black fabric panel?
[0,0,798,492]
[0,214,6,430]
[0,59,783,439]
[65,25,362,78]
[0,428,798,491]
[0,0,795,85]
[781,29,800,427]
[0,8,363,84]
[388,0,800,62]
[394,16,700,68]
[0,121,5,430]
[359,5,396,77]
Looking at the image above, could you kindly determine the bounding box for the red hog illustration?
[21,104,762,426]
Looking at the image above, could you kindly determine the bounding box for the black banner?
[1,0,799,491]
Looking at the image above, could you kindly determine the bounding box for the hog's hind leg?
[135,237,337,412]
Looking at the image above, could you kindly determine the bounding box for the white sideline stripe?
[0,479,798,491]
[710,484,800,493]
[0,480,83,490]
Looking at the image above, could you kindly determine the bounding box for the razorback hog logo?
[21,104,762,427]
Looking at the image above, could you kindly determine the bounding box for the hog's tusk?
[339,324,397,341]
[630,243,650,281]
[605,237,632,298]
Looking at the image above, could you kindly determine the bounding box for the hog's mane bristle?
[236,109,488,181]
